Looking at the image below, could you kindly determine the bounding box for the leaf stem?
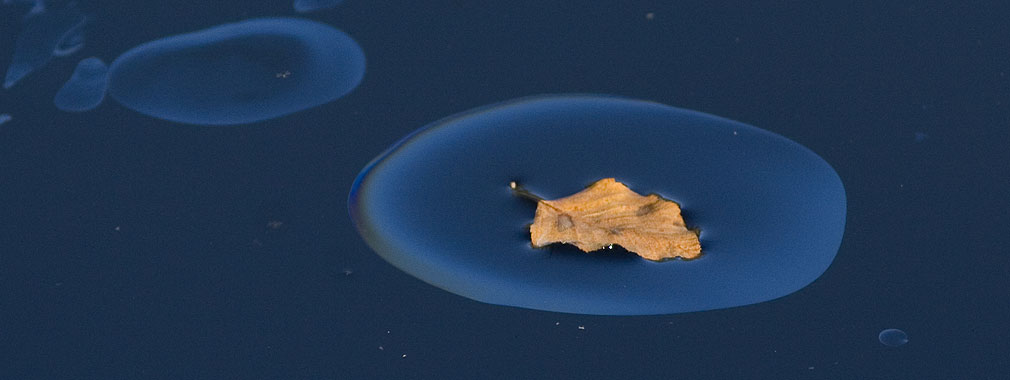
[508,181,544,202]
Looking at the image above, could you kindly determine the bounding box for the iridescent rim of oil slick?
[349,94,846,315]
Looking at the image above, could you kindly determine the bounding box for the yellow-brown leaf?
[528,178,701,261]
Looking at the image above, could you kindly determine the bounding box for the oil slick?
[54,57,108,112]
[350,95,846,315]
[294,0,343,13]
[106,18,365,125]
[4,2,86,89]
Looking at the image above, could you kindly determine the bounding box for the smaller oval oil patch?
[107,18,364,125]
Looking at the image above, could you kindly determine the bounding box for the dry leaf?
[526,178,701,261]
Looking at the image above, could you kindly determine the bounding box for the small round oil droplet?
[879,329,908,347]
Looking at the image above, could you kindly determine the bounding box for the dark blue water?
[2,0,1008,378]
